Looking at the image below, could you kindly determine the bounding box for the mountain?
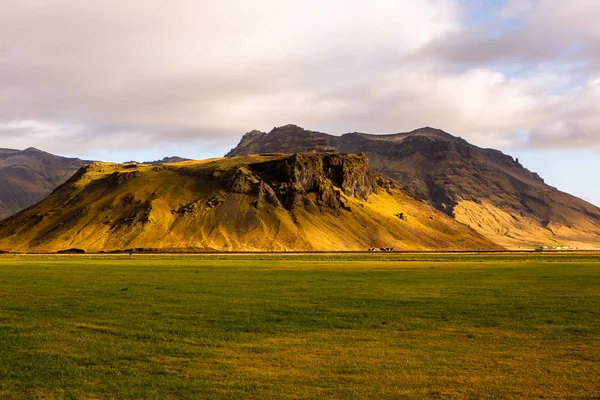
[226,124,600,249]
[0,153,499,252]
[122,156,191,165]
[144,156,191,164]
[0,147,91,221]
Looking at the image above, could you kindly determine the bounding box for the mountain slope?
[227,125,600,249]
[0,153,499,252]
[0,148,91,220]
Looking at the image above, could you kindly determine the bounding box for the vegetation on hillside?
[0,154,498,252]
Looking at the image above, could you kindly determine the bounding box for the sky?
[0,0,599,205]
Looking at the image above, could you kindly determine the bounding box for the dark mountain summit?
[0,147,91,220]
[226,125,337,156]
[227,124,600,249]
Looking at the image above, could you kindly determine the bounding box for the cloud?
[525,75,600,149]
[0,0,463,156]
[428,0,600,67]
[413,0,600,149]
[0,0,599,159]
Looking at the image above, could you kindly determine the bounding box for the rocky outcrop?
[227,153,381,212]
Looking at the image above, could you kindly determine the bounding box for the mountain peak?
[226,125,336,157]
[21,147,45,154]
[270,123,305,132]
[240,129,266,140]
[225,125,600,249]
[23,147,44,153]
[410,126,453,137]
[243,129,266,135]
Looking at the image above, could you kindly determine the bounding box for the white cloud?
[0,0,464,155]
[0,120,86,149]
[0,0,598,158]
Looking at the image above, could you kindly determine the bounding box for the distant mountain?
[144,156,191,164]
[0,153,498,252]
[227,124,600,249]
[123,157,191,165]
[0,148,91,221]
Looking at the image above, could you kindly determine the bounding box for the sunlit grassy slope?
[0,254,598,398]
[455,199,600,250]
[0,154,499,252]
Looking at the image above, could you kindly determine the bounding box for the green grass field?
[0,254,598,398]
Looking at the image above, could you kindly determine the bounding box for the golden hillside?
[0,153,500,252]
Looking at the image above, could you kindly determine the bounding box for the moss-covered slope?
[0,153,499,252]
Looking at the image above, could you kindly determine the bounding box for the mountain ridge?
[226,124,600,249]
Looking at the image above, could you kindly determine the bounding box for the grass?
[0,253,598,398]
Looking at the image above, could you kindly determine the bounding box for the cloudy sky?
[0,0,599,205]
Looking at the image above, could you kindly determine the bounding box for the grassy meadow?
[0,253,598,398]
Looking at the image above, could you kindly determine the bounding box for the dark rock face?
[250,153,378,211]
[257,181,281,208]
[107,170,142,187]
[225,153,380,212]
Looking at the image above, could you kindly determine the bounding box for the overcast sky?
[0,0,599,205]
